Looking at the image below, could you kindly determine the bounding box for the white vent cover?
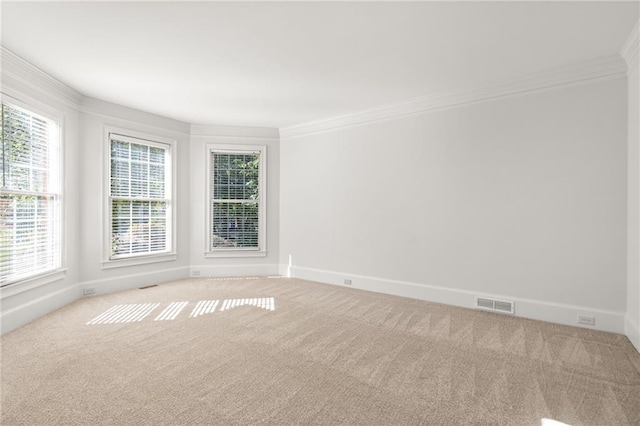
[475,297,515,315]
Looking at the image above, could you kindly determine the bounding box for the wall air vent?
[477,297,495,310]
[475,297,515,315]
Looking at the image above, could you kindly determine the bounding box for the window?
[206,145,266,257]
[0,103,61,285]
[107,131,174,262]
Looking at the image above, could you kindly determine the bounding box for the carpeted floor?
[2,277,640,425]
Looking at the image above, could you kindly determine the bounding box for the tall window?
[206,145,266,256]
[108,132,173,260]
[0,103,61,285]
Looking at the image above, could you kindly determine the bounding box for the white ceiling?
[2,1,638,129]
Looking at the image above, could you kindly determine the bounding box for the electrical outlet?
[191,270,201,277]
[343,279,352,286]
[578,315,596,326]
[82,287,96,296]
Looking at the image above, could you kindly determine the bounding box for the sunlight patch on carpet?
[204,277,261,281]
[189,300,219,318]
[220,297,275,312]
[541,419,571,426]
[86,297,276,325]
[154,301,189,321]
[86,303,160,325]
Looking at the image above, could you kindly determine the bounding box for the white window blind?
[209,150,262,251]
[0,103,61,285]
[109,134,171,259]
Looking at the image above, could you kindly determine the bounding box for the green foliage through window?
[109,136,170,258]
[0,103,61,285]
[211,152,260,249]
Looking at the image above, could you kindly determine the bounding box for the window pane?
[111,199,169,257]
[31,168,47,193]
[7,165,29,191]
[131,162,148,181]
[212,153,259,201]
[111,140,130,159]
[151,201,166,218]
[149,147,165,165]
[112,199,131,217]
[111,159,130,180]
[130,143,149,162]
[150,218,167,252]
[211,201,259,248]
[131,180,149,198]
[0,194,59,284]
[132,200,148,217]
[111,178,130,197]
[149,181,164,198]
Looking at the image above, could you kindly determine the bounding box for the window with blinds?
[0,103,61,286]
[207,145,266,255]
[109,134,172,259]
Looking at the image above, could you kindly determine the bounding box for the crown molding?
[190,123,279,140]
[80,96,191,136]
[621,20,639,69]
[280,55,627,140]
[1,46,83,108]
[1,44,631,141]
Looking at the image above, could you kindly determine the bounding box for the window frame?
[102,126,177,269]
[205,144,267,258]
[0,93,66,292]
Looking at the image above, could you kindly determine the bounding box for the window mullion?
[1,189,59,197]
[28,114,33,192]
[1,104,5,188]
[110,196,168,203]
[32,196,37,271]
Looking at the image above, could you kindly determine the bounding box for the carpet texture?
[1,277,639,425]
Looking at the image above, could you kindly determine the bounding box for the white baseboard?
[190,263,280,278]
[1,283,80,334]
[625,316,640,352]
[291,266,626,334]
[278,263,292,277]
[80,266,190,296]
[3,263,629,340]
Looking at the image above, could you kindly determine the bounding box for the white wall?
[77,98,191,294]
[626,40,640,350]
[189,126,280,277]
[280,78,628,332]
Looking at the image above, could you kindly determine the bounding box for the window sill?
[0,268,68,300]
[205,250,267,259]
[102,253,178,269]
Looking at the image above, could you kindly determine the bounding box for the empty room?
[1,1,639,425]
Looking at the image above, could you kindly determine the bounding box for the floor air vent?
[476,297,515,315]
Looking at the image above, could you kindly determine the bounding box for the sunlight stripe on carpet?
[154,301,189,321]
[189,300,219,318]
[86,303,160,325]
[219,297,275,312]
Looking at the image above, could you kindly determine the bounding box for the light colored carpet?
[1,277,639,425]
